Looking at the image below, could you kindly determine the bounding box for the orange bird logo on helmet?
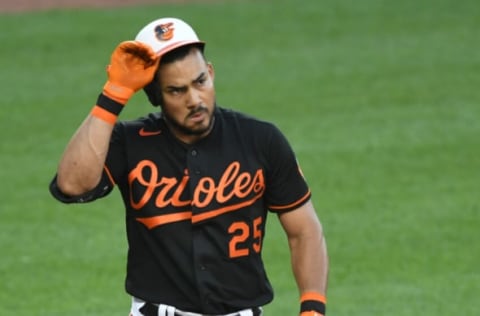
[154,23,174,41]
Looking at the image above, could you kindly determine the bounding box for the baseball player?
[49,17,328,316]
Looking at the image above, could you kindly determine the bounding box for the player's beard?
[162,104,216,138]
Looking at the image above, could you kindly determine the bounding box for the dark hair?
[161,43,205,65]
[143,43,206,106]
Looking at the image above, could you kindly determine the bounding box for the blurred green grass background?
[1,0,479,314]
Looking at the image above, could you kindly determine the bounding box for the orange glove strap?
[300,292,327,316]
[90,93,125,125]
[103,81,135,105]
[300,312,324,316]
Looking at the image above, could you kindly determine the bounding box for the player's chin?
[188,122,212,135]
[187,117,214,135]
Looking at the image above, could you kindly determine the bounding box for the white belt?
[131,297,261,316]
[174,307,255,316]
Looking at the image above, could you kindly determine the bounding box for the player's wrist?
[299,292,327,316]
[90,93,125,125]
[102,80,135,104]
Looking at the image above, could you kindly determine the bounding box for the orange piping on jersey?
[268,190,311,211]
[103,166,116,185]
[136,211,192,229]
[192,192,264,223]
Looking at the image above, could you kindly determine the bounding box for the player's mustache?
[187,106,208,118]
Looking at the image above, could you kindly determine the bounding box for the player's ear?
[143,79,163,107]
[207,62,215,81]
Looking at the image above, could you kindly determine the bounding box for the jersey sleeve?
[49,170,114,203]
[262,124,311,212]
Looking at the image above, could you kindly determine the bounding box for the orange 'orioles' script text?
[128,160,265,228]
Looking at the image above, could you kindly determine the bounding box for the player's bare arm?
[278,200,329,308]
[56,41,159,196]
[56,116,114,196]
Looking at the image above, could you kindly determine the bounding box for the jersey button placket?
[187,148,212,309]
[189,148,201,175]
[187,149,202,286]
[187,148,211,306]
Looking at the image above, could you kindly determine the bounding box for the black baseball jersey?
[50,106,311,314]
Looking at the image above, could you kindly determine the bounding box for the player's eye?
[167,87,186,96]
[195,75,207,86]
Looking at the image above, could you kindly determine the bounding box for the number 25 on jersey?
[228,216,263,258]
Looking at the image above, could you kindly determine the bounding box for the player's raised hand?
[103,41,160,104]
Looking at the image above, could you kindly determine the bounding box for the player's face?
[158,49,216,144]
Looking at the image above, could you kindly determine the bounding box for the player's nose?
[186,88,202,108]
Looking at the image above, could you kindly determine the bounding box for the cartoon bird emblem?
[154,23,174,41]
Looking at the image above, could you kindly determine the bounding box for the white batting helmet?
[135,17,205,56]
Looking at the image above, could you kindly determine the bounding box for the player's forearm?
[289,228,329,295]
[56,115,114,196]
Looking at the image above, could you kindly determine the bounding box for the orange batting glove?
[103,40,159,104]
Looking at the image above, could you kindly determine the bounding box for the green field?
[1,0,479,314]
